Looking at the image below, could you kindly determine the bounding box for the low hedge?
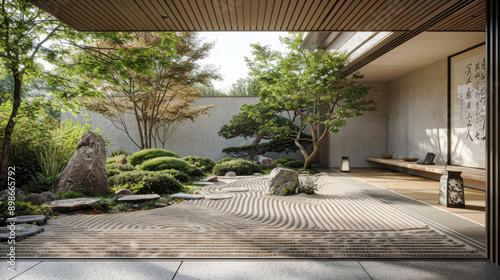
[283,160,304,169]
[182,156,214,172]
[212,159,264,176]
[129,149,179,166]
[111,170,182,195]
[159,169,191,183]
[186,165,205,178]
[106,163,136,177]
[138,156,191,172]
[274,158,297,165]
[214,157,241,165]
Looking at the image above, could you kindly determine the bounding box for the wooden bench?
[365,157,486,191]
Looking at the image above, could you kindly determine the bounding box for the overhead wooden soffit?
[30,0,484,32]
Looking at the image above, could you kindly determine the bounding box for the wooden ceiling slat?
[219,0,234,30]
[429,1,485,31]
[249,0,259,30]
[234,0,245,30]
[269,0,284,30]
[318,0,346,31]
[276,0,292,30]
[363,0,412,31]
[201,0,219,30]
[263,0,276,30]
[342,0,380,31]
[256,0,268,31]
[185,0,208,30]
[212,0,227,30]
[155,1,181,30]
[304,0,336,31]
[170,0,195,30]
[385,0,434,31]
[291,0,313,30]
[95,0,137,30]
[141,0,172,30]
[297,0,321,31]
[281,0,298,30]
[179,0,203,30]
[124,0,159,30]
[227,0,239,30]
[287,0,308,31]
[328,0,360,31]
[399,1,449,31]
[50,0,98,31]
[162,1,188,30]
[355,0,394,31]
[242,0,252,30]
[189,0,211,30]
[111,0,154,30]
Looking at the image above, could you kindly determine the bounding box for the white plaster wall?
[328,82,387,167]
[386,59,448,164]
[62,96,305,161]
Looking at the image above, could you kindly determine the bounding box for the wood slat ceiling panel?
[30,0,486,32]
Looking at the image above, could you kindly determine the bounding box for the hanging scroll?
[450,45,486,168]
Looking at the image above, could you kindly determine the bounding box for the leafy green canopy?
[246,33,376,169]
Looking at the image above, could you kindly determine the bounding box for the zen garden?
[0,0,490,262]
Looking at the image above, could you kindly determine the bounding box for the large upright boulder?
[258,155,275,168]
[53,131,109,195]
[265,168,299,195]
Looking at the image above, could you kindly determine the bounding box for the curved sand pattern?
[192,176,426,231]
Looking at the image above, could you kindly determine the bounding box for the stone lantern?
[438,170,465,208]
[340,156,350,172]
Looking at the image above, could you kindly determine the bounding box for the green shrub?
[138,156,190,172]
[0,200,51,218]
[283,160,304,169]
[214,157,241,165]
[112,170,182,194]
[297,168,320,175]
[111,149,129,157]
[274,158,297,164]
[129,149,178,166]
[186,165,205,178]
[159,169,191,183]
[212,159,264,176]
[108,175,117,187]
[56,190,101,199]
[182,156,215,172]
[106,163,136,177]
[106,156,118,164]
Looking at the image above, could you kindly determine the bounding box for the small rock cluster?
[23,191,58,206]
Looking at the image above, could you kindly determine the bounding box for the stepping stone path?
[7,215,47,225]
[43,197,101,212]
[118,194,160,202]
[220,187,249,192]
[204,194,233,200]
[170,193,203,200]
[0,224,44,241]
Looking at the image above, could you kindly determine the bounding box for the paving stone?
[204,193,233,200]
[0,224,44,241]
[118,194,160,202]
[6,215,47,225]
[43,197,101,212]
[171,193,203,200]
[200,175,218,182]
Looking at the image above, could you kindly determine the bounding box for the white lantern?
[340,156,350,172]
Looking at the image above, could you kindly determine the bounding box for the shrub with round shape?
[106,163,136,177]
[138,157,191,172]
[182,156,215,172]
[283,160,304,169]
[159,169,191,183]
[274,158,297,165]
[212,159,264,176]
[214,157,241,165]
[112,170,182,194]
[128,149,179,166]
[186,165,205,178]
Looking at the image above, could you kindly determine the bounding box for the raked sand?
[10,174,484,258]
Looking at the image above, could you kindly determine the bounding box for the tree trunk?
[0,72,22,189]
[303,144,320,169]
[248,134,263,161]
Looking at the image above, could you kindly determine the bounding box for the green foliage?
[56,190,100,199]
[226,77,262,96]
[108,175,117,187]
[106,163,136,177]
[182,156,214,172]
[106,157,119,164]
[297,169,320,175]
[138,156,190,172]
[129,149,179,166]
[159,169,191,183]
[283,187,294,196]
[214,157,241,165]
[283,160,304,169]
[274,158,297,164]
[212,159,264,176]
[0,200,51,218]
[298,175,318,194]
[186,165,205,178]
[111,170,182,194]
[111,149,129,157]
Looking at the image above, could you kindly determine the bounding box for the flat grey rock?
[220,187,249,192]
[192,181,215,185]
[200,175,218,182]
[204,194,233,200]
[118,194,160,202]
[43,197,101,212]
[6,215,47,225]
[0,224,44,241]
[170,193,203,200]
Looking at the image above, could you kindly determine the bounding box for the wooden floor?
[333,168,486,225]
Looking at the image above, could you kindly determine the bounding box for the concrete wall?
[385,59,448,164]
[328,82,388,167]
[62,96,306,161]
